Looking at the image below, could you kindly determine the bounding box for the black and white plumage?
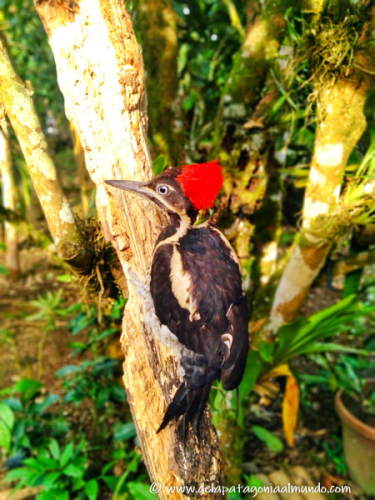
[106,161,249,435]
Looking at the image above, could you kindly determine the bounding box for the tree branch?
[0,37,93,274]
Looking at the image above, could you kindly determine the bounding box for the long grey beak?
[105,180,153,201]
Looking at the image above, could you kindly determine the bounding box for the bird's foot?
[127,269,146,299]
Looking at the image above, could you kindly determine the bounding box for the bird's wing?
[150,225,249,389]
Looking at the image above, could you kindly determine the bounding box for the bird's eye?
[157,184,169,195]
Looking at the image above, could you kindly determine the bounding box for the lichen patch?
[309,167,326,186]
[59,199,75,224]
[316,143,343,167]
[29,131,41,146]
[304,197,329,221]
[32,151,57,181]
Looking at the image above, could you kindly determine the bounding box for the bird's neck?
[157,213,194,246]
[170,212,194,237]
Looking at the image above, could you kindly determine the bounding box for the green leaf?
[56,274,71,283]
[2,397,23,412]
[344,270,362,298]
[85,479,99,500]
[96,328,118,341]
[178,43,189,74]
[0,265,9,276]
[114,422,137,441]
[13,419,26,441]
[101,460,116,475]
[63,390,84,405]
[71,477,85,492]
[56,365,81,378]
[128,482,157,499]
[23,458,46,471]
[20,434,31,448]
[49,439,60,460]
[14,379,42,401]
[0,402,15,429]
[40,471,61,489]
[48,489,69,500]
[37,457,60,469]
[110,384,126,402]
[252,426,284,453]
[37,490,58,500]
[238,351,264,403]
[298,343,368,355]
[259,341,274,362]
[0,420,11,451]
[299,373,330,385]
[69,313,93,335]
[96,388,109,408]
[67,342,88,352]
[60,442,74,468]
[273,296,366,364]
[5,467,32,481]
[102,475,118,491]
[152,155,167,176]
[63,462,84,478]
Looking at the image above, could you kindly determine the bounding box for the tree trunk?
[0,125,20,275]
[269,1,375,331]
[35,0,223,497]
[0,37,92,274]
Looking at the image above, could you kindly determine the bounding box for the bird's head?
[105,160,223,222]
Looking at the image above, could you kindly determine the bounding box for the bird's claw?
[127,269,146,299]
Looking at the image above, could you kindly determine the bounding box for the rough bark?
[35,1,223,497]
[0,37,92,274]
[0,125,19,274]
[137,0,182,165]
[269,75,373,331]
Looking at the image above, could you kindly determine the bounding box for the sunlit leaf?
[251,426,284,453]
[152,155,167,176]
[0,402,15,430]
[85,479,99,500]
[128,482,157,499]
[0,420,11,451]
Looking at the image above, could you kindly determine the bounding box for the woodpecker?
[105,160,249,436]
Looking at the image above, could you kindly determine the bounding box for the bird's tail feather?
[157,381,212,436]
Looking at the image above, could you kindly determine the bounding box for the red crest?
[175,160,223,211]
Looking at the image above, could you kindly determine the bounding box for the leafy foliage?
[0,298,151,499]
[237,296,372,410]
